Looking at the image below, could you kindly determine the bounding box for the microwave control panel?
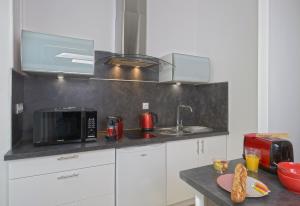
[86,112,97,139]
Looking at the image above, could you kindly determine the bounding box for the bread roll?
[231,163,247,203]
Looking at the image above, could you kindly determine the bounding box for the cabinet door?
[116,144,166,206]
[199,136,227,166]
[9,164,114,206]
[166,139,199,205]
[173,53,210,82]
[22,31,94,75]
[9,149,115,179]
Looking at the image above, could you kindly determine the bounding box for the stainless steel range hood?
[115,0,147,56]
[101,0,170,69]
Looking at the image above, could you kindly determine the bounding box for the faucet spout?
[176,104,193,132]
[186,106,193,113]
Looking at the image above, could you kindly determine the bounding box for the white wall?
[21,0,116,51]
[13,0,22,70]
[147,0,199,55]
[258,0,270,133]
[0,0,13,205]
[148,0,258,159]
[268,0,300,161]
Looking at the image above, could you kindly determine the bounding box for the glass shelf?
[96,52,173,70]
[94,51,174,82]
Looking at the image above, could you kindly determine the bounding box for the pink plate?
[217,174,235,192]
[217,174,270,197]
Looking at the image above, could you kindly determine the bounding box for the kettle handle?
[151,112,158,126]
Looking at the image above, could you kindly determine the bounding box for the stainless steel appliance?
[33,107,97,145]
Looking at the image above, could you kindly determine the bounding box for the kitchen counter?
[180,159,300,206]
[4,129,228,161]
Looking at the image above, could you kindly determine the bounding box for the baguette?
[231,163,247,203]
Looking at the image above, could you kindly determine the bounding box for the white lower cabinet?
[8,136,226,206]
[8,149,115,206]
[116,144,166,206]
[198,135,227,166]
[166,135,227,205]
[166,138,199,205]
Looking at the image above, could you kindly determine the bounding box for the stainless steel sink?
[157,126,213,136]
[182,126,213,133]
[157,127,189,136]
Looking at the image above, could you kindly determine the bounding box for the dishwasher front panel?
[116,144,166,206]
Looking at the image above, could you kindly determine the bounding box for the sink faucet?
[176,104,193,132]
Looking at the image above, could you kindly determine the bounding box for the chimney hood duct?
[101,0,171,69]
[115,0,147,55]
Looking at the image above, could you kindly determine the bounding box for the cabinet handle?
[140,154,147,157]
[201,140,204,154]
[57,154,79,161]
[197,140,199,155]
[57,173,79,180]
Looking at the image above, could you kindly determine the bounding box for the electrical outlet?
[15,103,24,114]
[142,102,149,110]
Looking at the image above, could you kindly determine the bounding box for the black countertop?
[180,159,300,206]
[4,129,228,161]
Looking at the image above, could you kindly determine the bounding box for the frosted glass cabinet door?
[21,30,94,75]
[173,53,210,82]
[159,53,210,83]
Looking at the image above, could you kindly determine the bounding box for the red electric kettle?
[139,112,158,131]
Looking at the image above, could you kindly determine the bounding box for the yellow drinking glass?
[245,148,261,173]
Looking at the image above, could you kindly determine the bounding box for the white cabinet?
[8,136,226,206]
[8,149,115,179]
[8,149,115,206]
[159,53,210,84]
[21,30,94,75]
[116,144,166,206]
[198,136,227,166]
[166,135,227,205]
[166,138,199,205]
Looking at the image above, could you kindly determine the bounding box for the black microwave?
[33,107,97,146]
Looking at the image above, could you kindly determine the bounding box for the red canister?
[107,125,115,137]
[106,116,123,140]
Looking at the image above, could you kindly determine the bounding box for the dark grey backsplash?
[11,70,24,146]
[12,70,228,144]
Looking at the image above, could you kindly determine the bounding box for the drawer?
[8,149,115,179]
[9,164,115,206]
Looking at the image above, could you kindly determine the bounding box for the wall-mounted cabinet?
[21,30,94,75]
[159,53,211,84]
